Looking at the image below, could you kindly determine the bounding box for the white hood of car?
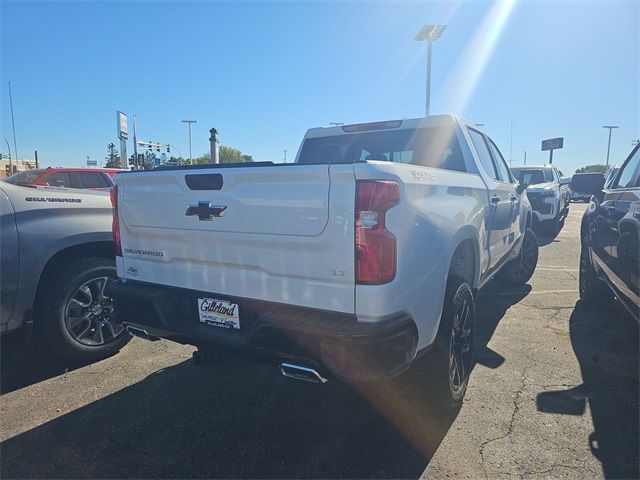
[525,182,555,193]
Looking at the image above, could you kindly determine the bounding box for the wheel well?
[34,242,115,312]
[448,239,477,287]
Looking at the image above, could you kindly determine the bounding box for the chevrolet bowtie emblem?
[185,201,227,221]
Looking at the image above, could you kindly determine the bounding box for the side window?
[101,173,114,186]
[79,172,109,188]
[44,172,71,187]
[468,129,498,180]
[487,138,513,183]
[614,146,640,189]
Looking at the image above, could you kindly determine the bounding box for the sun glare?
[442,0,517,115]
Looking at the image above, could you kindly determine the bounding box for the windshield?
[4,169,44,185]
[571,173,605,193]
[297,126,466,172]
[511,168,551,185]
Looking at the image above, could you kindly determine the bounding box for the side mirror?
[516,182,527,195]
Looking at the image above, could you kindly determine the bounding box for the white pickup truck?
[510,165,570,234]
[107,115,538,408]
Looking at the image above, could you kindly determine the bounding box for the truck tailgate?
[115,164,356,313]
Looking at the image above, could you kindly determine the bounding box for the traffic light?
[166,146,170,153]
[129,154,135,166]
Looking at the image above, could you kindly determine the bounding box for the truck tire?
[579,237,613,308]
[35,257,130,361]
[495,228,539,286]
[426,276,475,411]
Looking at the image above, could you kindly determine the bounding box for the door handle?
[510,195,518,202]
[491,195,500,204]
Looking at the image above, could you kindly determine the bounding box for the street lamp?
[181,120,197,164]
[414,24,446,117]
[603,125,619,170]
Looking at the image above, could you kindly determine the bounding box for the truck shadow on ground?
[0,333,98,395]
[536,301,639,479]
[533,216,567,247]
[0,282,529,479]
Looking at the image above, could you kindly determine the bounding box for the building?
[1,158,37,180]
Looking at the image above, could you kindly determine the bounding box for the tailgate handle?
[185,174,223,190]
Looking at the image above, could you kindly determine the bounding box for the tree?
[105,143,121,168]
[143,151,157,170]
[575,164,607,174]
[219,145,253,163]
[190,146,253,165]
[192,153,211,165]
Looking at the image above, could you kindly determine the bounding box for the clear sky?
[1,0,638,174]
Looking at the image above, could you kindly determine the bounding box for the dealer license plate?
[197,298,240,330]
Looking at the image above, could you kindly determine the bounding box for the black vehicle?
[571,172,605,202]
[580,144,640,321]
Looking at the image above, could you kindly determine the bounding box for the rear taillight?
[110,185,122,256]
[355,180,400,285]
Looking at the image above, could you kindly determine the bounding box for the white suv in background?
[511,165,570,234]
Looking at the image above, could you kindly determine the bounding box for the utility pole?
[8,82,18,161]
[524,150,527,165]
[209,128,219,164]
[133,114,139,170]
[182,120,197,164]
[34,150,39,168]
[284,149,287,163]
[603,125,619,170]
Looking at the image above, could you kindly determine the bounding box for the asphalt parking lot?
[1,202,638,479]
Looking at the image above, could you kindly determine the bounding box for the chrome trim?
[280,363,328,384]
[592,252,640,307]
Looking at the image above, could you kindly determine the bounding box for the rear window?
[511,168,551,185]
[297,126,466,172]
[78,171,111,188]
[4,169,45,185]
[571,173,605,192]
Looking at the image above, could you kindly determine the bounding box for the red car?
[4,167,124,189]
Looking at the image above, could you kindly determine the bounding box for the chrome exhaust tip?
[280,363,328,384]
[126,325,159,341]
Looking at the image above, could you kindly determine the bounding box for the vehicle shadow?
[0,332,111,395]
[533,214,567,247]
[0,284,529,479]
[475,282,532,369]
[536,300,639,479]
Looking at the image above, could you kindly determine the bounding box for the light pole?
[603,126,619,171]
[181,120,197,164]
[414,24,446,117]
[133,114,138,170]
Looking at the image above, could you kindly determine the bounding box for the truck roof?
[303,114,462,139]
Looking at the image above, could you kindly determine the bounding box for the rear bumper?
[106,279,418,382]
